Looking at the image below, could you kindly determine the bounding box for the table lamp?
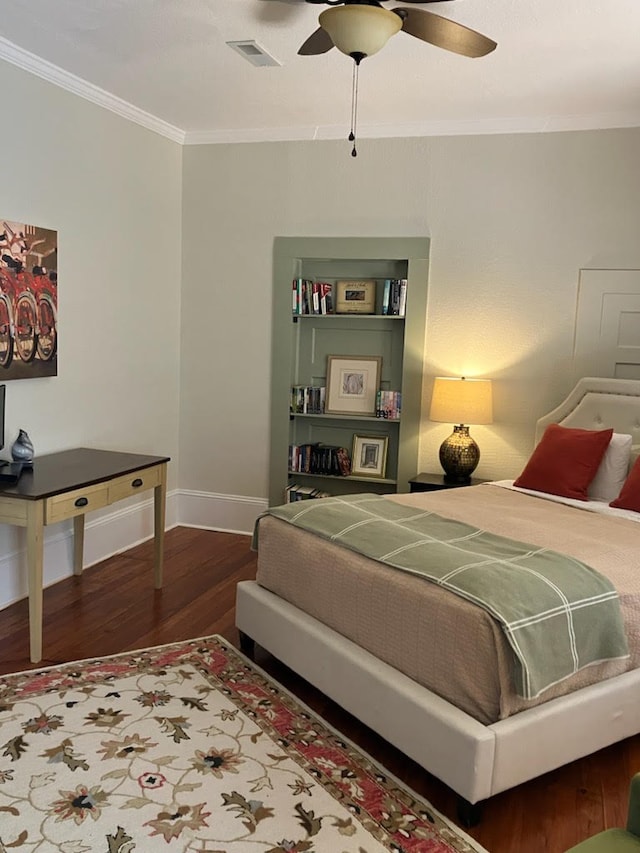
[429,376,493,483]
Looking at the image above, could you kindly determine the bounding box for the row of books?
[291,385,325,414]
[376,390,402,420]
[381,279,407,316]
[285,483,331,502]
[292,279,333,315]
[291,386,401,418]
[289,443,351,476]
[292,277,408,317]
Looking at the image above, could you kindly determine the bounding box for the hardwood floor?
[0,526,637,852]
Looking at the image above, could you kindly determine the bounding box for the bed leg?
[238,631,256,659]
[456,796,483,828]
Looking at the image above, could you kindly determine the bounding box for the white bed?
[235,376,640,823]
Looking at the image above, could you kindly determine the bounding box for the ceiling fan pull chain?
[349,58,359,157]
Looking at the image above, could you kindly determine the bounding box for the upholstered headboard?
[535,377,640,445]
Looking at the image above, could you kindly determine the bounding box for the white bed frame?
[235,377,640,817]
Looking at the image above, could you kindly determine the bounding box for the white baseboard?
[0,489,264,613]
[177,489,267,536]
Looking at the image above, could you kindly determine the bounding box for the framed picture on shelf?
[351,434,388,479]
[325,355,382,416]
[335,280,376,314]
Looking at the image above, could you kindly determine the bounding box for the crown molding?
[184,112,640,145]
[183,126,326,145]
[0,36,185,145]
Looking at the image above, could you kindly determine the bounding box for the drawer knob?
[131,478,143,488]
[74,497,89,508]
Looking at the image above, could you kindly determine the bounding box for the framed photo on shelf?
[325,355,382,416]
[352,434,388,479]
[335,280,376,314]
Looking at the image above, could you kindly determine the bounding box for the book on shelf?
[335,446,351,476]
[398,279,407,317]
[381,279,407,316]
[288,443,352,477]
[285,483,331,502]
[376,390,402,420]
[290,385,325,415]
[292,279,334,316]
[320,283,333,315]
[381,279,391,315]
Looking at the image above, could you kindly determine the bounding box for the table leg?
[73,514,85,576]
[153,463,167,589]
[26,500,45,663]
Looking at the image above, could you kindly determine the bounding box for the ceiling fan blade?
[298,26,335,55]
[394,7,497,58]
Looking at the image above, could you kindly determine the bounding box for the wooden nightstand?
[408,472,490,493]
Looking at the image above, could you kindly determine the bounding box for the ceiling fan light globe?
[319,5,401,59]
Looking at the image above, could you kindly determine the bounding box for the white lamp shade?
[319,5,402,58]
[429,377,493,425]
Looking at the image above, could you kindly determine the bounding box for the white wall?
[180,129,640,518]
[0,60,182,608]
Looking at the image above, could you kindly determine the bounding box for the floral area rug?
[0,635,487,852]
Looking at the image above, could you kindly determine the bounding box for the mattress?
[255,484,640,724]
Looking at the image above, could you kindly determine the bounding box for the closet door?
[574,269,640,380]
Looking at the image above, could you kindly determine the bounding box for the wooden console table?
[0,448,170,663]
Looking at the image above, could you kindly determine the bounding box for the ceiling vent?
[226,40,281,67]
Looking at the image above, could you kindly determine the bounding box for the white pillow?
[588,432,633,502]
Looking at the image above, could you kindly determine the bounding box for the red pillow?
[610,456,640,512]
[514,424,613,501]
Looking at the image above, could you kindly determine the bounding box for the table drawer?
[45,483,110,524]
[108,464,162,504]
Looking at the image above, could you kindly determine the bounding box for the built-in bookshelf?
[269,237,430,507]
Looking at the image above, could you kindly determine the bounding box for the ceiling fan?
[295,0,497,63]
[261,0,497,157]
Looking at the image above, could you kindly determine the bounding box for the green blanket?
[255,493,629,699]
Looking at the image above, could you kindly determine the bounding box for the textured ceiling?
[0,0,639,143]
